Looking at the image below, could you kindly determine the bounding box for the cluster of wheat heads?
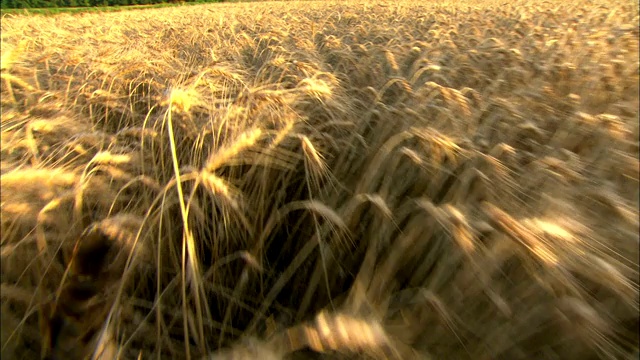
[1,0,638,359]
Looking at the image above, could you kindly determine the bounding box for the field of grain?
[1,0,638,359]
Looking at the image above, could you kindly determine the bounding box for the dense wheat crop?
[1,0,638,359]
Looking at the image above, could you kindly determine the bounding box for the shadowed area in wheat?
[1,0,638,359]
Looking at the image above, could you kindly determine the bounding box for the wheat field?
[1,0,638,359]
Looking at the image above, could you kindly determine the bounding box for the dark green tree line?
[1,0,222,8]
